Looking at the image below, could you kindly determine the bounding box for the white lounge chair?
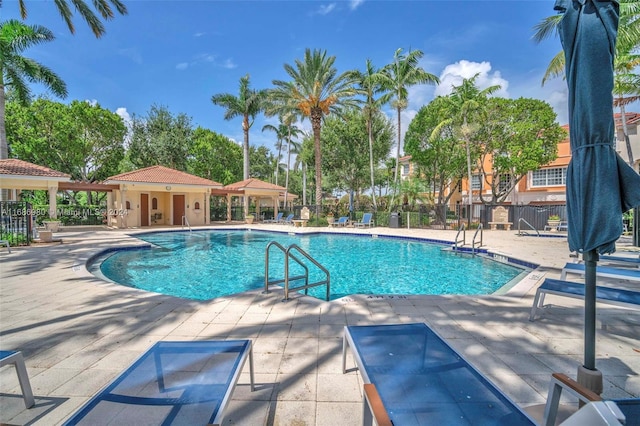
[561,262,640,282]
[0,350,34,408]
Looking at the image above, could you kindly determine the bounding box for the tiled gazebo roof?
[0,159,71,179]
[106,165,222,187]
[224,178,286,191]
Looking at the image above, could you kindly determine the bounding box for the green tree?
[532,0,640,166]
[1,19,67,160]
[349,59,393,210]
[212,74,267,180]
[474,97,566,204]
[379,48,439,188]
[189,127,242,185]
[127,104,193,171]
[321,108,393,198]
[437,74,500,224]
[404,96,466,223]
[16,0,128,38]
[249,145,278,182]
[271,48,358,207]
[6,98,125,182]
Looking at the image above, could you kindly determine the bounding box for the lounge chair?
[529,278,640,321]
[342,323,537,425]
[353,212,373,228]
[0,350,35,408]
[279,213,294,225]
[561,262,640,282]
[63,340,255,426]
[600,253,640,268]
[0,239,10,253]
[543,372,638,425]
[264,212,283,223]
[329,216,348,227]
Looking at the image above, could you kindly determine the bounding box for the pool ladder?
[453,223,484,254]
[264,241,330,301]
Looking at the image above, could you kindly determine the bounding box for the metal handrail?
[181,215,192,232]
[517,218,539,236]
[472,223,483,254]
[264,241,309,293]
[264,241,330,301]
[453,224,466,252]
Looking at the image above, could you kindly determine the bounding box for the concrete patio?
[1,225,638,425]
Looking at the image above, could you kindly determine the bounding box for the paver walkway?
[1,225,638,425]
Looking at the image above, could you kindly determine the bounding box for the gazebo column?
[244,195,249,218]
[107,192,114,227]
[273,195,279,217]
[226,194,232,223]
[48,185,58,218]
[205,190,210,225]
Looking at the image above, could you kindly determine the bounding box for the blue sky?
[3,0,568,154]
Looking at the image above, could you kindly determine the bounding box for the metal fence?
[1,201,33,246]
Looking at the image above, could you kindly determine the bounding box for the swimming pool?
[95,230,527,301]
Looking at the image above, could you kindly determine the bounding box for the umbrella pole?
[577,248,603,395]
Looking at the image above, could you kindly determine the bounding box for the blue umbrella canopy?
[557,0,640,389]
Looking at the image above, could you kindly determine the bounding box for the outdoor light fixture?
[166,186,171,191]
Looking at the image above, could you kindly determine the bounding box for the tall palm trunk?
[284,127,292,209]
[619,103,635,167]
[242,116,250,180]
[463,117,473,227]
[275,136,282,186]
[311,109,323,208]
[0,80,7,160]
[367,113,377,210]
[389,106,402,211]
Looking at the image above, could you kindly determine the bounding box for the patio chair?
[0,239,10,253]
[353,213,373,228]
[63,340,255,426]
[0,350,35,408]
[264,212,283,223]
[600,253,640,268]
[342,323,537,425]
[336,216,349,227]
[279,213,294,225]
[561,262,640,282]
[543,372,637,426]
[529,278,640,321]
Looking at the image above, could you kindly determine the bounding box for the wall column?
[48,185,58,218]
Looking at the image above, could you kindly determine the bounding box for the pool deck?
[1,224,638,425]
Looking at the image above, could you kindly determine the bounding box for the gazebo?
[223,178,293,221]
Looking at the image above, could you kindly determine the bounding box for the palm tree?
[1,19,67,160]
[16,0,128,38]
[533,0,640,167]
[212,74,267,180]
[262,121,289,186]
[282,113,302,208]
[379,48,439,188]
[434,74,500,225]
[271,48,358,207]
[349,59,392,211]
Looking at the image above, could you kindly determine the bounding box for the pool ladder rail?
[517,218,540,236]
[264,241,331,301]
[452,223,484,255]
[182,215,192,232]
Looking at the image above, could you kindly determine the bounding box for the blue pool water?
[96,230,526,301]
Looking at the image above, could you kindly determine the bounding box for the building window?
[498,174,512,193]
[152,197,158,209]
[531,167,567,187]
[471,174,482,191]
[402,164,410,176]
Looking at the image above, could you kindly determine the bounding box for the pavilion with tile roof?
[104,165,225,228]
[0,159,72,218]
[224,178,295,220]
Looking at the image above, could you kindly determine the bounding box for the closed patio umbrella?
[557,0,640,392]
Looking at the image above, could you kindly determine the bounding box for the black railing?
[0,201,33,246]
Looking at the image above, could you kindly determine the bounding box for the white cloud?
[85,99,98,107]
[221,58,237,69]
[349,0,365,10]
[116,107,131,124]
[193,32,206,37]
[176,62,188,70]
[434,60,509,98]
[117,47,143,64]
[315,3,336,15]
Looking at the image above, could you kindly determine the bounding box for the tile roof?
[224,178,286,191]
[614,112,640,126]
[0,159,71,179]
[106,165,222,187]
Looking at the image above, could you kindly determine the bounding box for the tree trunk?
[311,109,323,208]
[0,82,7,160]
[242,115,250,180]
[368,115,377,211]
[284,127,291,209]
[389,107,402,212]
[619,104,635,167]
[464,118,473,227]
